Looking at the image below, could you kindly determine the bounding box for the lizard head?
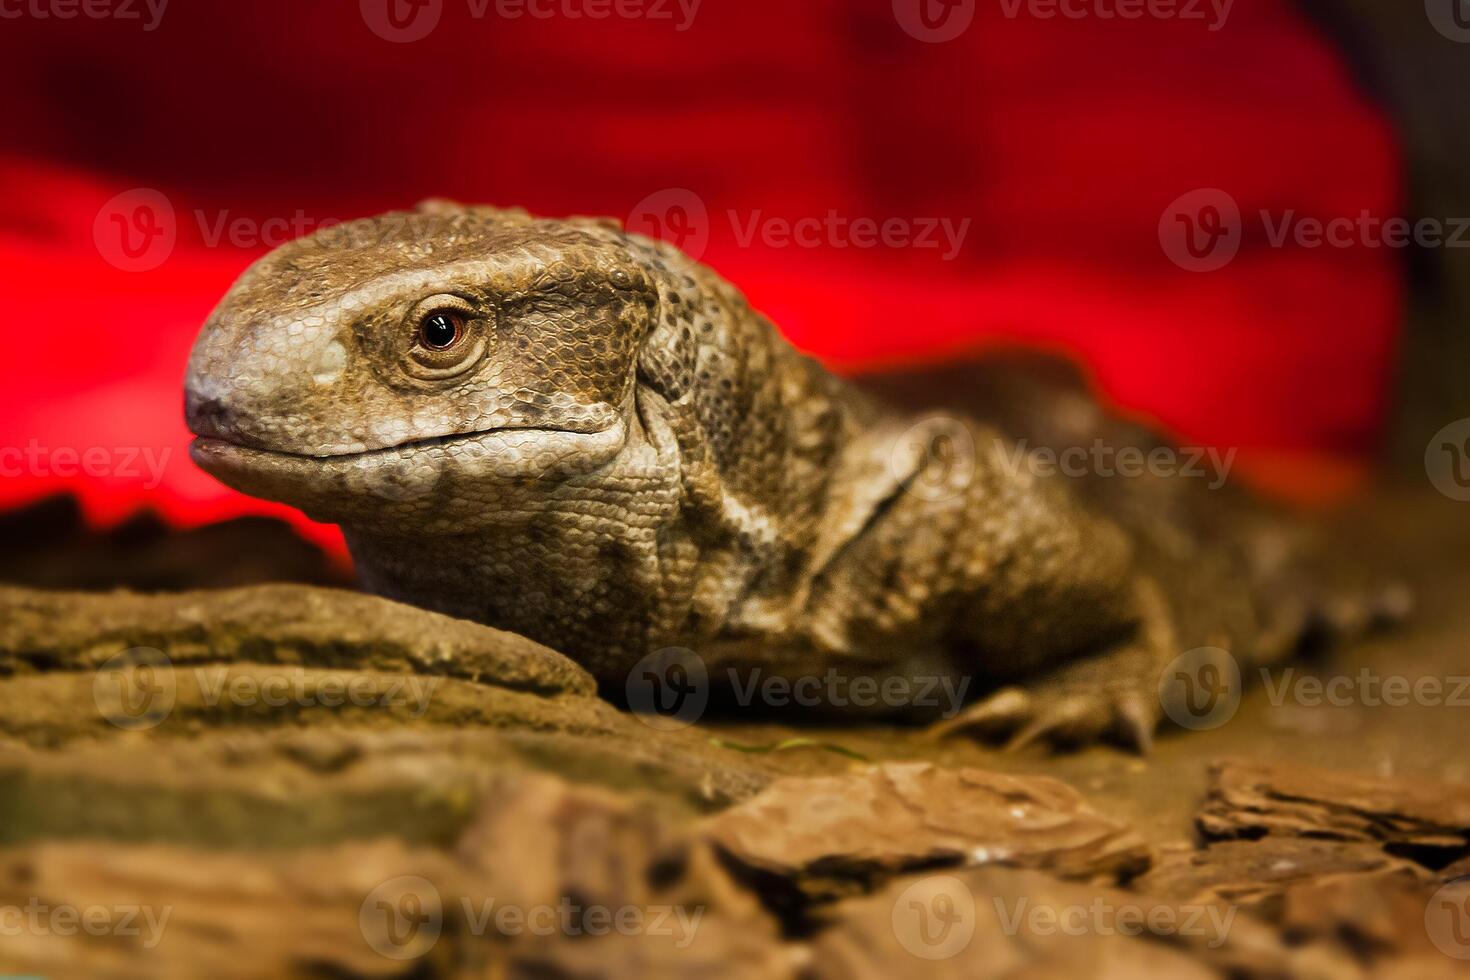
[185,204,670,531]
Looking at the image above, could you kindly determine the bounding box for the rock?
[0,770,789,980]
[1278,865,1441,960]
[452,769,787,973]
[702,762,1153,903]
[0,838,460,979]
[1198,759,1470,857]
[807,866,1288,979]
[0,713,773,849]
[1137,838,1429,913]
[0,583,596,698]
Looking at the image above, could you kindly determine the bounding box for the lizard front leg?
[801,419,1181,752]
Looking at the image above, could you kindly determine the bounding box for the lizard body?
[186,203,1392,749]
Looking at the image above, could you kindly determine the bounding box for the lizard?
[184,202,1402,751]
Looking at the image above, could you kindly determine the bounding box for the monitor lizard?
[185,201,1401,751]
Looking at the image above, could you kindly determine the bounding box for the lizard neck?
[631,254,883,642]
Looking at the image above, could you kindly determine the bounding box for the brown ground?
[0,486,1467,978]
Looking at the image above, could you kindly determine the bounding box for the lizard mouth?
[190,423,584,464]
[189,420,629,520]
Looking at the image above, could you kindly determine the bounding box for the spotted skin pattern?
[186,203,1390,751]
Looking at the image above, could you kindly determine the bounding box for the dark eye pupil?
[421,313,460,350]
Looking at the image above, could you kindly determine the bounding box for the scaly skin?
[185,202,1394,751]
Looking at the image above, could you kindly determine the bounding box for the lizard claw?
[929,643,1167,755]
[925,687,1031,741]
[1110,693,1157,755]
[1002,696,1107,753]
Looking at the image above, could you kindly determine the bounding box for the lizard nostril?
[185,392,236,438]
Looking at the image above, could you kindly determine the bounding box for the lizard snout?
[184,390,238,443]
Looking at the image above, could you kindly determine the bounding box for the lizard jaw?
[190,421,628,524]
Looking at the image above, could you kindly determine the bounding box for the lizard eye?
[404,295,487,379]
[418,311,465,351]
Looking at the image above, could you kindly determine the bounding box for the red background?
[0,0,1402,552]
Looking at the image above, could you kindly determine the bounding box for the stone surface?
[807,866,1287,979]
[1199,758,1470,855]
[1,493,1468,976]
[703,762,1153,901]
[0,771,787,979]
[0,583,596,698]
